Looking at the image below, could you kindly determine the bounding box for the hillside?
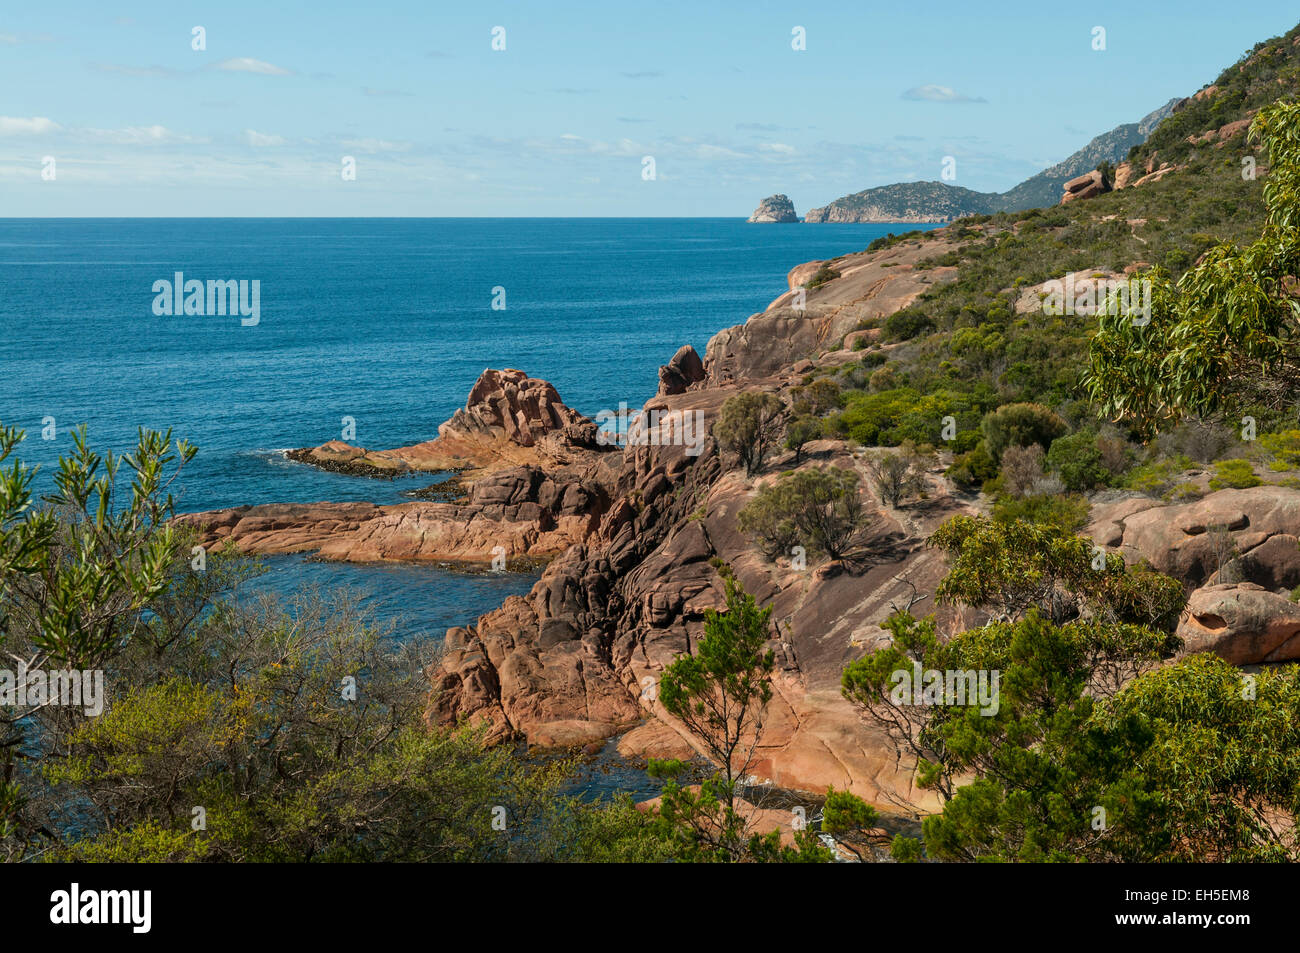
[803,181,998,223]
[795,98,1182,223]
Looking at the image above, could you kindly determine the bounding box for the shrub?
[1001,444,1045,498]
[992,493,1091,533]
[1260,430,1300,469]
[784,416,823,463]
[1046,430,1108,492]
[866,445,928,506]
[980,402,1067,458]
[804,263,841,289]
[947,442,998,490]
[883,310,936,342]
[1208,458,1263,490]
[714,391,784,477]
[738,466,870,563]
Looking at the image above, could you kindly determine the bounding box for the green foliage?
[784,415,822,463]
[946,442,998,490]
[828,387,985,449]
[1259,429,1300,468]
[928,514,1186,629]
[991,493,1091,534]
[981,402,1067,459]
[657,577,775,797]
[804,263,842,289]
[1208,458,1264,490]
[1086,100,1300,431]
[737,466,869,563]
[714,391,785,477]
[645,579,836,862]
[1046,429,1110,491]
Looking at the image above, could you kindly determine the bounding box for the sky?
[1,1,1297,216]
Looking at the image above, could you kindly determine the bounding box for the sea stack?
[747,193,799,222]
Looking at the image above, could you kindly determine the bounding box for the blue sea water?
[0,218,934,636]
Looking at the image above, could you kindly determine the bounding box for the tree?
[1085,100,1300,432]
[790,379,842,417]
[738,466,869,564]
[866,445,928,506]
[845,611,1300,862]
[651,576,777,860]
[928,514,1185,631]
[0,427,667,864]
[784,415,822,463]
[658,576,775,804]
[714,391,784,477]
[1046,430,1108,492]
[1,424,195,855]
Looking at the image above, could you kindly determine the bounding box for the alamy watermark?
[890,662,1000,716]
[1041,274,1151,325]
[0,663,104,716]
[595,402,706,456]
[152,272,260,326]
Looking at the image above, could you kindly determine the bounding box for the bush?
[804,263,841,289]
[866,445,928,506]
[947,442,998,490]
[981,402,1067,459]
[790,379,842,417]
[1047,430,1108,492]
[1208,458,1263,490]
[1260,430,1300,469]
[992,493,1091,533]
[714,391,784,477]
[1001,444,1045,498]
[784,415,823,463]
[738,466,870,563]
[883,310,936,342]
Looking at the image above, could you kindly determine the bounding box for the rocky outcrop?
[1178,584,1300,664]
[288,368,609,479]
[1061,169,1111,204]
[427,385,975,807]
[702,232,965,383]
[747,194,798,223]
[1089,487,1300,663]
[656,344,706,396]
[177,464,611,567]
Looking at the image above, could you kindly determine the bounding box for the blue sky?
[2,1,1296,216]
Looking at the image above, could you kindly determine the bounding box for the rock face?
[288,368,607,479]
[1089,487,1300,663]
[1178,584,1300,664]
[427,384,974,808]
[1061,169,1111,203]
[656,345,706,396]
[702,232,965,383]
[177,464,611,567]
[747,194,798,223]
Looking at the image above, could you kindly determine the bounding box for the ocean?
[0,217,934,641]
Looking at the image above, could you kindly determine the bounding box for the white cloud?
[695,144,747,161]
[0,116,60,135]
[759,142,797,155]
[215,57,292,76]
[244,129,287,147]
[84,125,203,145]
[901,84,987,104]
[339,137,409,153]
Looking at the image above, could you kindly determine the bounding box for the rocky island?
[746,194,798,223]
